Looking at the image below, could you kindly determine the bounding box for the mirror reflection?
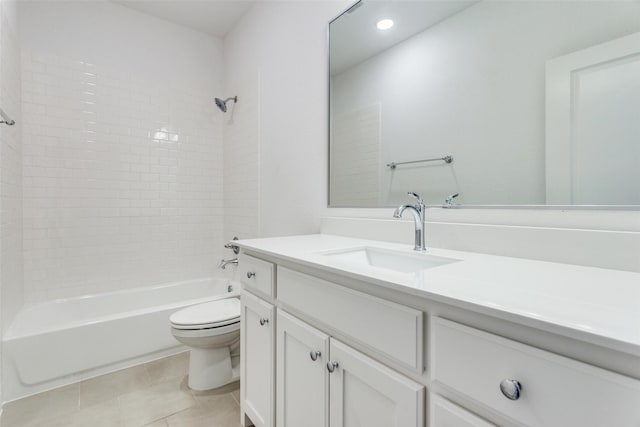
[329,0,640,207]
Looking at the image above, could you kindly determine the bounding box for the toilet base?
[187,347,240,391]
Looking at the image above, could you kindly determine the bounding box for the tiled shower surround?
[21,50,224,303]
[1,0,23,331]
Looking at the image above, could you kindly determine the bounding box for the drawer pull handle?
[327,361,339,373]
[310,351,321,361]
[259,318,269,326]
[500,379,522,400]
[247,272,256,279]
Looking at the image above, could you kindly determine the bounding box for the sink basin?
[320,247,458,273]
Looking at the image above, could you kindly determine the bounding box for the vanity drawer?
[430,394,495,427]
[239,254,275,298]
[278,267,423,372]
[433,317,640,427]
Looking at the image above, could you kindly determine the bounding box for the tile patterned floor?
[0,352,241,427]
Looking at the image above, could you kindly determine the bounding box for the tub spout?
[218,258,238,270]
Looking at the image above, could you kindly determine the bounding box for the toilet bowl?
[170,297,241,391]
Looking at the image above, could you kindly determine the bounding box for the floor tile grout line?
[76,382,81,412]
[230,391,240,406]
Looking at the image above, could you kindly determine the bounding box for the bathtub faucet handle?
[224,237,240,255]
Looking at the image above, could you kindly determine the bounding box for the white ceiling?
[330,1,477,75]
[112,0,255,38]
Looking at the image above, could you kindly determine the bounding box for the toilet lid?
[170,298,240,329]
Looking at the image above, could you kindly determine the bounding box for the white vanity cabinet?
[241,290,275,427]
[237,240,640,427]
[276,309,425,427]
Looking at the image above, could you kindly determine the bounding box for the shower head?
[215,96,238,113]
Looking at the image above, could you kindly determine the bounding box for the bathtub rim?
[4,277,241,340]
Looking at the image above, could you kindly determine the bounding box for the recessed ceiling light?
[376,19,394,31]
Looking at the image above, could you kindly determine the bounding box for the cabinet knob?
[259,317,269,326]
[500,379,522,400]
[247,271,256,279]
[327,361,339,373]
[310,350,321,361]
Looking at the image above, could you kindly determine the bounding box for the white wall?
[18,1,225,303]
[331,1,640,206]
[18,1,219,88]
[0,0,22,405]
[223,0,351,238]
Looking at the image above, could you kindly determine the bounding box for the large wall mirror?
[328,0,640,208]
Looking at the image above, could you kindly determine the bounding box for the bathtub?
[2,277,239,401]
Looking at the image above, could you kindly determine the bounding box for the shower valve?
[224,237,240,254]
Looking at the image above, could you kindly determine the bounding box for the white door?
[241,291,275,427]
[276,310,329,427]
[328,338,424,427]
[546,31,640,205]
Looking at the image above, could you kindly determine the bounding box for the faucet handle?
[224,236,240,255]
[408,192,424,204]
[444,193,459,207]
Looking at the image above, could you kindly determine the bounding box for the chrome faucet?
[218,258,238,270]
[393,192,426,251]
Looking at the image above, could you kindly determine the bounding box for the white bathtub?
[2,277,239,401]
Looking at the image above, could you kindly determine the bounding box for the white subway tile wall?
[1,0,24,331]
[21,50,224,303]
[223,73,260,244]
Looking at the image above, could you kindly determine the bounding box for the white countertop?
[236,234,640,356]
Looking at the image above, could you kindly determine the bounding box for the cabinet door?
[328,338,424,427]
[276,310,329,427]
[241,291,275,427]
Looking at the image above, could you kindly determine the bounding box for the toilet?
[170,298,241,391]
